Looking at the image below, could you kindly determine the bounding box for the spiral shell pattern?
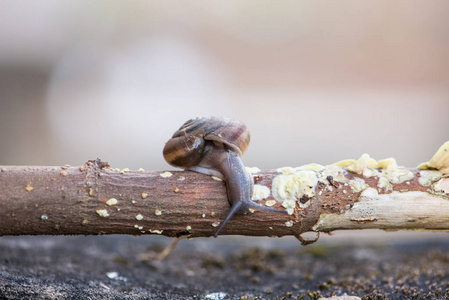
[163,116,250,168]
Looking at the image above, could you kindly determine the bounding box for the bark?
[0,159,448,238]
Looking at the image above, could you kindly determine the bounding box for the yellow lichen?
[418,141,449,174]
[377,158,398,170]
[333,153,413,191]
[96,209,110,217]
[272,170,317,215]
[120,168,129,174]
[106,198,118,206]
[160,171,173,178]
[265,200,276,207]
[333,159,356,168]
[346,154,378,174]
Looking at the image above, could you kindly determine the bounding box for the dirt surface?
[0,233,449,299]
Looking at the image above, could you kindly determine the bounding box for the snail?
[163,116,286,237]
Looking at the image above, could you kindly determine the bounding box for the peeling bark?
[0,159,448,238]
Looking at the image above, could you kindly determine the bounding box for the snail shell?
[163,116,285,237]
[163,116,250,171]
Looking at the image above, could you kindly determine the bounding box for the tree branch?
[1,144,448,238]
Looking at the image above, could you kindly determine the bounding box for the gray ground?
[0,232,448,299]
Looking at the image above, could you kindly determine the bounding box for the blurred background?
[1,1,448,243]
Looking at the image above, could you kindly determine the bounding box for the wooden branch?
[1,149,448,238]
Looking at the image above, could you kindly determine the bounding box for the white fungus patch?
[349,178,368,193]
[154,209,162,216]
[419,170,442,186]
[252,184,270,201]
[41,214,48,220]
[389,168,414,184]
[186,225,192,231]
[362,168,380,178]
[106,198,118,206]
[135,214,143,221]
[160,171,173,178]
[377,177,392,191]
[212,222,220,227]
[285,220,294,227]
[149,229,163,234]
[96,209,110,217]
[317,165,348,184]
[272,169,318,215]
[433,178,449,194]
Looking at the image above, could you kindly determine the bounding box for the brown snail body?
[163,116,286,237]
